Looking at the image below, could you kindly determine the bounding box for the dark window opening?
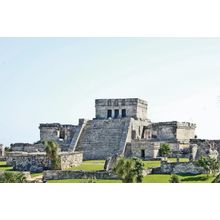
[59,129,65,140]
[122,109,126,117]
[107,110,112,118]
[132,130,137,139]
[114,109,119,118]
[141,150,145,159]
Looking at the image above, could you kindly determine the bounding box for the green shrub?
[196,156,220,176]
[169,174,180,183]
[0,172,27,183]
[113,157,145,183]
[159,144,171,158]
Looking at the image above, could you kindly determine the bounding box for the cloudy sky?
[0,38,220,146]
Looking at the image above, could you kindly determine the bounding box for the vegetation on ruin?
[196,156,220,176]
[159,144,171,158]
[113,157,145,183]
[43,140,61,170]
[0,172,27,183]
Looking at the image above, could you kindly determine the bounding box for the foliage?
[196,156,220,176]
[113,157,145,183]
[212,174,220,183]
[169,174,180,183]
[159,144,171,158]
[43,140,61,170]
[0,172,27,183]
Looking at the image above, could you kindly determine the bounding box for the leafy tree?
[0,172,27,183]
[159,144,171,158]
[169,174,180,183]
[113,157,145,183]
[196,156,220,176]
[43,141,61,170]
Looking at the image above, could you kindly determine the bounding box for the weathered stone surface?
[10,143,45,153]
[43,170,118,181]
[95,98,148,120]
[153,161,205,175]
[131,140,160,159]
[190,139,220,160]
[0,144,5,157]
[6,152,83,172]
[75,118,134,160]
[104,154,119,171]
[60,152,83,170]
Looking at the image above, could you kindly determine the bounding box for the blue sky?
[0,38,220,146]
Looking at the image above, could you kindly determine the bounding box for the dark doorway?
[114,109,119,118]
[122,109,126,118]
[107,110,112,118]
[141,150,145,159]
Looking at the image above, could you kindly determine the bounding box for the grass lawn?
[48,179,122,183]
[67,160,105,171]
[0,161,13,171]
[143,158,189,169]
[31,173,43,178]
[48,174,215,183]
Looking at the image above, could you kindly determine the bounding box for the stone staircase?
[75,118,132,160]
[68,120,88,152]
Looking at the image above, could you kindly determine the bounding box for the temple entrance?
[114,109,119,118]
[122,109,126,117]
[107,110,112,118]
[141,150,145,159]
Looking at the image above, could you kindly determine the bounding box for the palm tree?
[113,157,144,183]
[43,140,61,170]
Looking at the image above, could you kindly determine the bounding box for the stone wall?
[6,152,83,172]
[190,139,220,160]
[60,152,83,170]
[43,170,117,181]
[148,121,196,141]
[95,98,148,120]
[10,143,45,153]
[131,140,160,159]
[153,161,205,175]
[39,123,78,144]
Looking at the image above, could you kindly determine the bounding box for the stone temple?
[11,98,201,160]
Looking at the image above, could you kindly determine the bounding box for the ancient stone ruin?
[8,98,220,172]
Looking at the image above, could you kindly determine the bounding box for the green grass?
[143,160,161,169]
[0,161,13,171]
[143,158,190,169]
[31,173,43,178]
[168,158,189,163]
[48,179,122,183]
[48,174,215,183]
[67,160,105,171]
